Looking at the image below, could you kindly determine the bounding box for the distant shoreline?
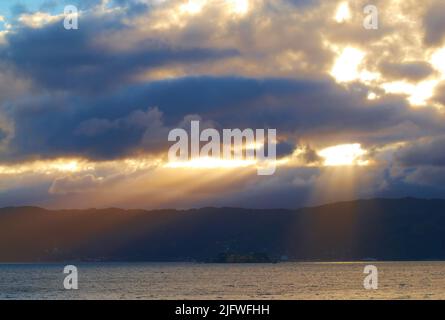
[3,198,445,262]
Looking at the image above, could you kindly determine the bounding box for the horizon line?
[1,196,444,212]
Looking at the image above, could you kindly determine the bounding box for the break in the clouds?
[0,0,445,209]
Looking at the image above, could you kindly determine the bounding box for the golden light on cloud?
[165,157,257,169]
[226,0,249,15]
[370,47,445,107]
[431,47,445,76]
[330,47,365,83]
[334,2,351,23]
[367,92,378,100]
[0,157,163,176]
[179,0,249,16]
[18,12,61,28]
[409,80,437,106]
[358,70,380,84]
[0,159,87,175]
[318,143,368,166]
[180,0,206,14]
[382,80,437,106]
[49,160,80,173]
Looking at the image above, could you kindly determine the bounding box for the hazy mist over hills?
[1,198,445,262]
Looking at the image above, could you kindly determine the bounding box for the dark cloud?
[433,81,445,106]
[297,145,322,165]
[276,140,295,158]
[423,0,445,46]
[396,136,445,167]
[3,76,444,163]
[379,61,435,82]
[0,14,239,93]
[404,167,445,187]
[0,128,7,142]
[283,0,320,7]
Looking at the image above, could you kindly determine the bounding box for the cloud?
[17,12,62,28]
[1,0,445,208]
[2,75,444,164]
[396,136,445,167]
[379,61,435,82]
[0,65,31,103]
[296,145,322,165]
[285,0,319,6]
[0,128,7,142]
[404,167,445,187]
[74,107,170,157]
[423,0,445,46]
[0,12,239,92]
[49,174,103,194]
[432,81,445,106]
[275,140,295,158]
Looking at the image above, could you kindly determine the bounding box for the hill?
[1,198,445,262]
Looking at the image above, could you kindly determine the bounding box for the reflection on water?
[1,262,444,300]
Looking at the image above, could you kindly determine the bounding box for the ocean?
[1,262,445,300]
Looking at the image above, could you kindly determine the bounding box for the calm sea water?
[1,262,445,300]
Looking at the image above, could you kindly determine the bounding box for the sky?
[0,0,445,209]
